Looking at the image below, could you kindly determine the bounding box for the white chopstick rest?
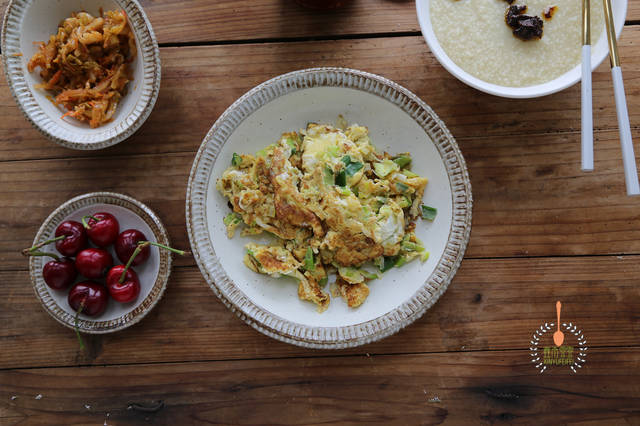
[611,66,640,196]
[581,44,593,171]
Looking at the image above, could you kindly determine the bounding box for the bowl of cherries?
[24,192,186,335]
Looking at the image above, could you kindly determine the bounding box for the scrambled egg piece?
[217,121,431,312]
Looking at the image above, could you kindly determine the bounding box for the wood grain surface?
[2,127,640,270]
[1,1,639,424]
[1,348,639,425]
[2,255,639,369]
[2,29,639,163]
[1,0,638,43]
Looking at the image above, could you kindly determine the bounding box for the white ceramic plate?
[186,68,472,348]
[1,0,161,149]
[416,0,627,98]
[29,192,171,333]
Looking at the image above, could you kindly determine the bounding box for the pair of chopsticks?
[581,0,639,196]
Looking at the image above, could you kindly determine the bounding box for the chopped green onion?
[256,144,274,158]
[402,241,424,252]
[421,205,438,221]
[352,186,360,197]
[396,182,409,193]
[338,266,364,283]
[421,251,430,262]
[393,156,412,168]
[395,256,408,268]
[373,160,399,178]
[335,170,346,187]
[323,166,334,186]
[360,270,379,280]
[319,276,328,287]
[286,138,297,154]
[398,195,412,208]
[341,155,351,166]
[304,247,315,271]
[336,186,352,196]
[231,153,242,167]
[402,170,419,178]
[379,256,398,272]
[223,212,241,225]
[327,145,340,157]
[345,162,364,177]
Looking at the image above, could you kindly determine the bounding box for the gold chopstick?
[603,0,619,67]
[583,0,590,46]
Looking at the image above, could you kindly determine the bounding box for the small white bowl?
[1,0,161,149]
[416,0,627,98]
[29,192,172,333]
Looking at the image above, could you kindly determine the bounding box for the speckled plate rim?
[186,67,473,349]
[1,0,161,150]
[29,192,172,334]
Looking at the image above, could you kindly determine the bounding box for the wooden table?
[2,1,640,424]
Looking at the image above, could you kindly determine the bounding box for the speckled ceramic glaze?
[29,192,171,333]
[186,68,472,348]
[1,0,161,149]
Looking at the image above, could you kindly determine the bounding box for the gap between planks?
[1,344,639,373]
[0,127,635,165]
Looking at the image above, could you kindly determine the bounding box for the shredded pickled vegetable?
[27,10,136,128]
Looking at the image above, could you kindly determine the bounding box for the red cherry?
[75,248,113,279]
[106,265,141,303]
[68,281,108,316]
[42,257,77,290]
[115,229,149,266]
[83,213,120,247]
[55,221,88,256]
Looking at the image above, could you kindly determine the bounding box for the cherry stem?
[21,235,65,256]
[138,241,191,257]
[24,250,60,261]
[119,242,150,284]
[81,215,101,229]
[74,299,86,352]
[118,241,191,283]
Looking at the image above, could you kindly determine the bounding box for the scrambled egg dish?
[217,121,435,312]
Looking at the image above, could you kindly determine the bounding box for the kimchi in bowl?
[1,0,160,149]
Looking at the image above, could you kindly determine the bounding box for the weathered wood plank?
[1,0,637,44]
[0,0,420,45]
[1,255,639,368]
[1,348,639,425]
[1,28,638,162]
[3,127,640,270]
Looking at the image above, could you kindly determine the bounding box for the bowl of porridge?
[416,0,627,98]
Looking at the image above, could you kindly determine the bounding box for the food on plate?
[505,5,544,41]
[42,256,77,290]
[25,213,189,320]
[68,281,109,316]
[75,247,113,279]
[217,121,436,312]
[83,213,120,247]
[27,10,136,128]
[115,229,150,265]
[106,265,141,303]
[54,220,88,256]
[430,0,604,86]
